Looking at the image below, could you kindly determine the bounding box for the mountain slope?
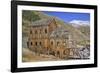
[22,10,90,48]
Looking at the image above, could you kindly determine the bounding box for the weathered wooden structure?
[27,18,76,59]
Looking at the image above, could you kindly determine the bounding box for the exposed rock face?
[69,46,90,59]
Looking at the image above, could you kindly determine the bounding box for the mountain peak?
[69,20,90,27]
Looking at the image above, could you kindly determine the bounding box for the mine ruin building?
[27,18,76,59]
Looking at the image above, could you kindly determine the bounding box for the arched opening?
[52,51,55,56]
[63,50,66,55]
[45,28,47,34]
[51,41,53,45]
[35,30,37,34]
[57,41,60,46]
[39,41,41,46]
[50,51,55,56]
[57,51,60,57]
[30,30,32,34]
[30,42,32,46]
[35,42,37,46]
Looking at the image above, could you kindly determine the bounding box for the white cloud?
[69,20,90,27]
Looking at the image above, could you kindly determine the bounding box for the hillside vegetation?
[22,10,90,47]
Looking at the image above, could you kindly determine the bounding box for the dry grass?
[22,48,61,62]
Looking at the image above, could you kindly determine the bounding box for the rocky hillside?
[22,10,90,48]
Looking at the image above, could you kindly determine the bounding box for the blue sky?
[43,11,90,25]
